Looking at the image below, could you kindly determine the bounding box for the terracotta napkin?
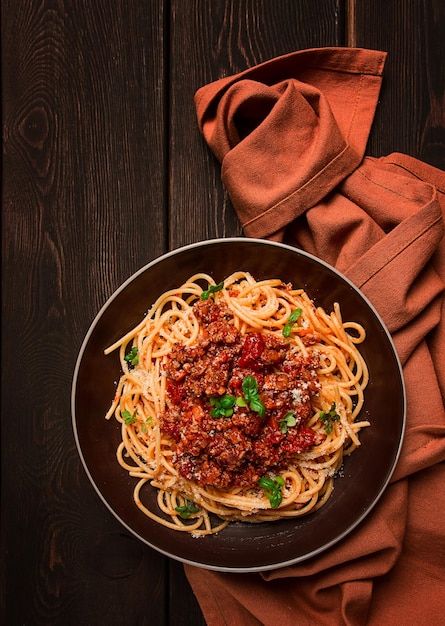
[187,48,445,625]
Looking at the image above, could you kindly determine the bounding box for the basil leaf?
[319,402,340,434]
[210,395,235,418]
[250,397,266,418]
[241,376,265,418]
[269,490,283,508]
[259,475,285,509]
[124,346,139,366]
[279,411,297,434]
[122,409,137,425]
[289,308,303,323]
[258,477,276,490]
[242,375,258,401]
[200,281,224,301]
[219,395,235,409]
[282,308,303,338]
[175,500,199,519]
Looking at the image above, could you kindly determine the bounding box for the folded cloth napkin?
[187,47,445,626]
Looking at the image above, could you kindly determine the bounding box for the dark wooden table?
[2,2,444,625]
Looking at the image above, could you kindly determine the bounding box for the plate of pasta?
[72,238,405,572]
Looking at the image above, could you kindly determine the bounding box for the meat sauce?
[161,299,322,489]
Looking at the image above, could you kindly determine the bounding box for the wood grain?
[168,0,342,250]
[354,0,445,168]
[2,1,444,625]
[2,1,168,624]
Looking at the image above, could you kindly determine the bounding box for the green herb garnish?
[279,411,297,434]
[241,375,266,418]
[319,402,340,434]
[259,475,285,508]
[175,500,200,519]
[282,308,303,338]
[200,281,224,301]
[141,417,154,433]
[122,409,138,425]
[210,394,236,418]
[124,346,139,366]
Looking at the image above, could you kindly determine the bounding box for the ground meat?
[160,299,322,489]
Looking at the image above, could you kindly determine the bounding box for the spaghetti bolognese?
[104,272,369,535]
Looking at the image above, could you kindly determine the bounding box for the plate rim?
[71,237,407,572]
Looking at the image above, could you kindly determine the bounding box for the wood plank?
[4,1,442,625]
[168,0,343,250]
[1,1,168,624]
[168,560,207,626]
[353,0,445,169]
[167,2,345,623]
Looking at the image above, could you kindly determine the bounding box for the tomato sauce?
[161,300,322,489]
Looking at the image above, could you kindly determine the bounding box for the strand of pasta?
[105,272,369,534]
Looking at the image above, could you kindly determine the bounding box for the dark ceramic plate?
[72,238,405,572]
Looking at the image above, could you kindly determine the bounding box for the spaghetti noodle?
[104,272,369,535]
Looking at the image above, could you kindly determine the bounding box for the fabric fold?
[195,47,387,238]
[190,46,445,626]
